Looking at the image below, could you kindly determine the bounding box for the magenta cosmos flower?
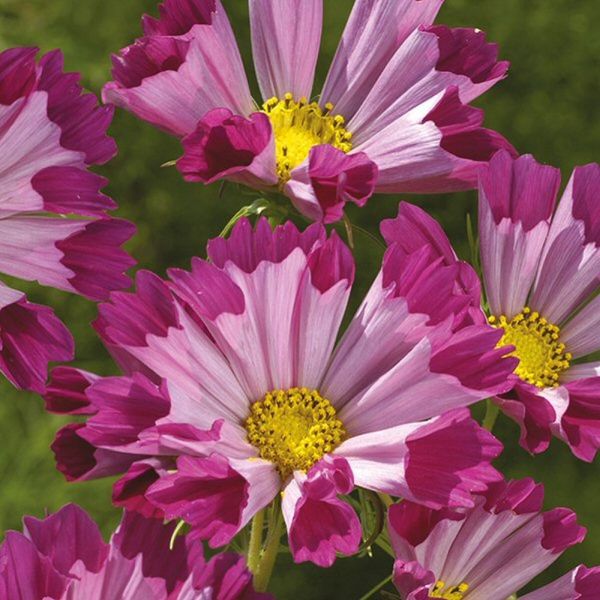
[479,150,600,461]
[102,0,516,223]
[0,503,270,599]
[48,211,516,568]
[0,47,135,393]
[389,478,598,600]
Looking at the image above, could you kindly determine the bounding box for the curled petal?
[43,367,99,415]
[0,293,73,393]
[285,145,378,224]
[282,459,361,567]
[147,454,278,548]
[177,108,277,187]
[405,409,503,508]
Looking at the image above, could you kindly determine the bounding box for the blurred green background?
[0,1,598,598]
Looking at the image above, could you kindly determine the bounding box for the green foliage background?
[0,1,598,598]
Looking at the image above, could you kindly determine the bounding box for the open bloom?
[48,212,516,567]
[389,478,598,600]
[479,150,600,461]
[0,47,135,393]
[103,0,515,223]
[0,503,270,599]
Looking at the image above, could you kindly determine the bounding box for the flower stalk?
[253,501,285,592]
[247,508,266,574]
[482,399,500,432]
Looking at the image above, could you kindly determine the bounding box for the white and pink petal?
[249,0,322,101]
[321,0,444,120]
[531,163,600,323]
[103,2,254,137]
[478,151,562,317]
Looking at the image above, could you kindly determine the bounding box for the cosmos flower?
[48,212,516,568]
[0,503,270,599]
[102,0,515,223]
[389,477,598,600]
[478,150,600,461]
[0,47,135,393]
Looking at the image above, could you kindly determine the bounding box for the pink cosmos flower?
[102,0,516,224]
[0,503,271,599]
[389,478,598,600]
[478,150,600,461]
[48,212,516,568]
[0,47,136,393]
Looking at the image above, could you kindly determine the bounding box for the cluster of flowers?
[0,0,598,598]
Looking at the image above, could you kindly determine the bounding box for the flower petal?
[52,423,141,482]
[405,409,503,509]
[43,367,99,415]
[531,164,600,323]
[0,532,67,600]
[354,88,514,194]
[79,374,171,453]
[177,108,277,187]
[285,145,378,224]
[195,223,353,395]
[23,504,108,578]
[348,27,508,143]
[282,458,361,567]
[321,0,444,120]
[479,151,561,317]
[521,565,600,600]
[559,378,600,462]
[0,216,135,301]
[560,294,600,358]
[249,0,322,101]
[0,291,73,393]
[103,2,254,136]
[146,454,279,548]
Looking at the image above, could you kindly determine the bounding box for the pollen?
[489,307,572,388]
[245,387,346,479]
[430,581,469,599]
[262,93,353,185]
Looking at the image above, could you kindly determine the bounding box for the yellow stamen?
[245,387,346,479]
[261,93,353,185]
[489,307,571,388]
[430,580,469,599]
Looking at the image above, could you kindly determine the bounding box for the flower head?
[389,478,597,600]
[0,47,135,393]
[103,0,515,223]
[49,210,516,567]
[0,503,271,599]
[479,150,600,461]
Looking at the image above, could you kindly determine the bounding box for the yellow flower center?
[430,581,469,599]
[262,93,353,185]
[245,387,346,479]
[489,307,572,388]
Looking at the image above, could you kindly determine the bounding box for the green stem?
[358,574,394,600]
[375,535,395,558]
[343,213,355,249]
[254,506,285,593]
[351,224,387,251]
[482,399,500,432]
[359,490,385,554]
[246,508,265,574]
[378,493,394,508]
[168,519,186,550]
